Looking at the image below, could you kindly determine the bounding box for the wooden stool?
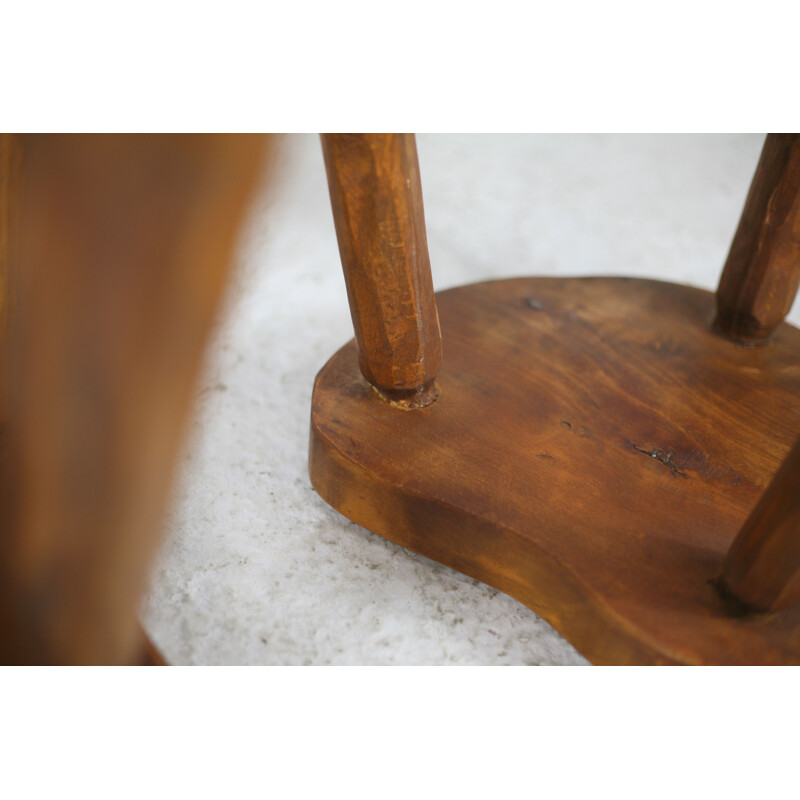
[309,133,800,665]
[0,134,266,664]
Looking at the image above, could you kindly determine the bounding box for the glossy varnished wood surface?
[310,276,800,665]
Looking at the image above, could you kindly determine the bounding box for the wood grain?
[310,276,800,665]
[721,436,800,612]
[321,134,441,408]
[0,134,266,664]
[715,133,800,344]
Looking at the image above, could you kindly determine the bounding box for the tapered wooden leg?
[720,437,800,612]
[714,133,800,344]
[0,134,266,664]
[321,134,442,409]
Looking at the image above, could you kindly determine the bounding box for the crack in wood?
[632,444,688,478]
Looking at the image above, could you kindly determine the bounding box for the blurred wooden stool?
[0,134,266,664]
[310,133,800,664]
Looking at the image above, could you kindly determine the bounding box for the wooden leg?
[720,436,800,612]
[714,133,800,344]
[0,134,266,664]
[321,134,441,409]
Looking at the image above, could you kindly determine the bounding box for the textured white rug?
[143,133,782,665]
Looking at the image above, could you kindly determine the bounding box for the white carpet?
[142,133,782,665]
